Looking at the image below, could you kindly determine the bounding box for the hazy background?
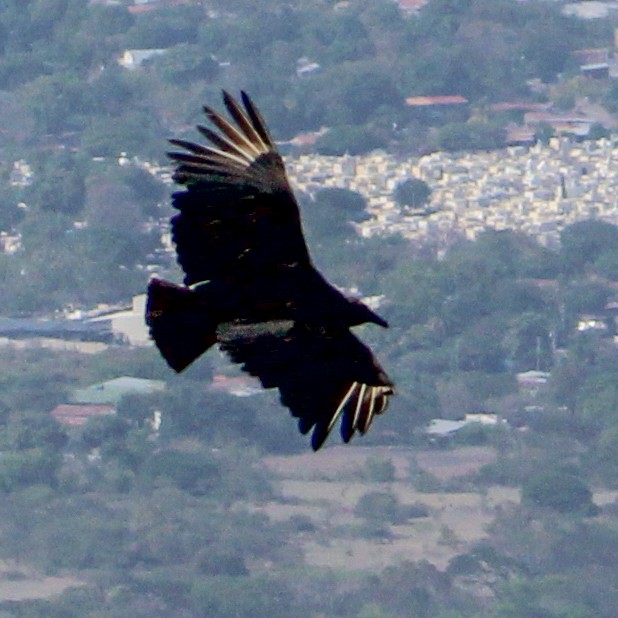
[1,0,618,616]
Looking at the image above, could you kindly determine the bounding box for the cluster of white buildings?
[285,137,618,249]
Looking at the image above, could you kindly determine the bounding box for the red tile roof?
[209,374,263,397]
[406,95,468,107]
[128,0,192,14]
[397,0,429,10]
[128,5,156,14]
[489,102,550,113]
[50,404,116,427]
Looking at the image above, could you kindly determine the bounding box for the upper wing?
[168,91,312,285]
[218,322,394,451]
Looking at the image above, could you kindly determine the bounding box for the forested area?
[2,0,618,615]
[0,0,615,313]
[1,213,618,615]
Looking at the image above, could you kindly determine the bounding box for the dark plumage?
[146,91,394,450]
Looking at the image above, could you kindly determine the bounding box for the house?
[425,413,506,443]
[396,0,429,15]
[517,370,550,386]
[70,376,165,405]
[576,314,610,332]
[426,419,468,439]
[296,57,321,77]
[0,232,22,255]
[210,374,264,397]
[516,370,550,397]
[87,294,150,347]
[283,127,329,149]
[580,63,610,79]
[9,159,33,187]
[463,413,502,426]
[523,111,597,139]
[406,95,470,124]
[563,2,617,20]
[504,124,537,147]
[50,404,116,427]
[571,48,610,66]
[118,49,166,70]
[0,316,113,353]
[489,102,550,114]
[406,95,469,107]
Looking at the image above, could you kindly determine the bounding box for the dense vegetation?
[0,0,614,313]
[1,213,618,615]
[2,0,618,616]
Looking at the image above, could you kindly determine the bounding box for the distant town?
[288,135,618,249]
[8,133,618,261]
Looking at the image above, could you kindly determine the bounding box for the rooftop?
[406,95,469,107]
[50,404,116,427]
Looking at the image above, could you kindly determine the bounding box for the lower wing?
[218,322,394,450]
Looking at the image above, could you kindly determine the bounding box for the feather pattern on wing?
[219,323,394,451]
[167,91,311,286]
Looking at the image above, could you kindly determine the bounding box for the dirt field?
[256,445,520,571]
[0,562,83,601]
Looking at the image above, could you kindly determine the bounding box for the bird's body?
[147,91,394,450]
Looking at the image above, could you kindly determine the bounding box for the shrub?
[364,456,396,482]
[522,466,597,514]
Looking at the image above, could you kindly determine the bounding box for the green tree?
[364,456,396,482]
[81,415,130,450]
[190,576,295,618]
[354,491,403,524]
[3,413,68,452]
[0,449,61,492]
[128,6,201,48]
[196,547,249,576]
[23,73,92,135]
[522,466,596,514]
[435,121,505,151]
[25,151,87,216]
[315,124,385,156]
[576,371,618,433]
[145,449,221,496]
[0,185,25,230]
[560,220,618,275]
[594,426,618,481]
[83,4,133,37]
[302,188,369,243]
[492,579,553,618]
[153,43,219,86]
[394,178,432,209]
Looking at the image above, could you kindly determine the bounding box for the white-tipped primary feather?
[358,385,378,434]
[197,124,257,163]
[241,91,276,150]
[352,383,367,433]
[203,105,264,159]
[167,145,252,171]
[195,145,253,168]
[366,386,392,433]
[376,387,390,414]
[223,91,272,152]
[326,381,359,437]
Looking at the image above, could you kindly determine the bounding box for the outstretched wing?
[219,322,394,451]
[168,91,312,285]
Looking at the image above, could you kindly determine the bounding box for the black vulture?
[146,91,394,450]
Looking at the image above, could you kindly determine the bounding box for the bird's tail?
[146,278,218,372]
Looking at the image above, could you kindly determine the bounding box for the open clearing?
[256,445,520,570]
[0,562,83,602]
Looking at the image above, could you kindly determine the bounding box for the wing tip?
[307,380,394,451]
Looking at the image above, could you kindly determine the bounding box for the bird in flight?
[146,91,394,450]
